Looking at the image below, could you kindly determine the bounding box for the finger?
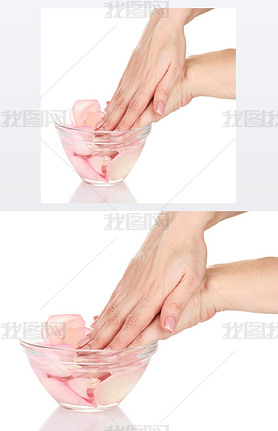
[108,298,161,349]
[129,315,170,347]
[131,100,160,129]
[115,83,155,131]
[94,78,129,130]
[153,65,182,117]
[101,83,136,131]
[90,315,99,329]
[88,288,126,335]
[80,295,137,349]
[160,276,202,334]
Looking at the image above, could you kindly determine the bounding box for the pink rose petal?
[88,155,111,177]
[70,100,104,129]
[106,147,142,181]
[44,314,86,347]
[68,155,105,182]
[40,377,93,406]
[94,366,146,406]
[66,377,99,401]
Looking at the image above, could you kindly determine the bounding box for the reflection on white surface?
[69,181,137,204]
[40,406,133,431]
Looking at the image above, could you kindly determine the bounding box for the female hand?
[98,8,187,131]
[131,49,236,129]
[78,212,241,349]
[129,257,278,346]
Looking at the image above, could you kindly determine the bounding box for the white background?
[1,211,278,430]
[41,8,236,204]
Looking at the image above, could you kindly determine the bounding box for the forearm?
[160,211,244,232]
[185,49,236,99]
[140,212,243,252]
[151,8,213,28]
[208,258,278,314]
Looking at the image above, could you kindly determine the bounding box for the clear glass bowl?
[20,338,158,412]
[55,121,152,186]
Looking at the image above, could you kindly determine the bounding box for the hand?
[132,49,236,128]
[130,257,278,346]
[130,274,216,346]
[98,9,188,131]
[78,212,241,349]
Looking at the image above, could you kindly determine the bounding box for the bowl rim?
[54,121,152,135]
[19,337,158,354]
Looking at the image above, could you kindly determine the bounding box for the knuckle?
[116,99,126,110]
[107,311,121,326]
[125,313,141,329]
[128,99,140,113]
[158,86,170,99]
[106,302,117,316]
[167,298,185,314]
[115,93,126,110]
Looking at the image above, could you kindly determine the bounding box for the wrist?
[151,8,192,30]
[206,265,230,313]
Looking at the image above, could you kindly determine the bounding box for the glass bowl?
[20,338,158,412]
[55,121,152,186]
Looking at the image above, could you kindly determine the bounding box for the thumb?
[129,315,171,347]
[153,66,180,117]
[160,278,200,333]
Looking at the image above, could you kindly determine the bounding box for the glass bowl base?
[59,402,116,412]
[82,178,124,187]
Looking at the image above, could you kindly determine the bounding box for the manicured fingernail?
[95,119,104,129]
[78,335,90,347]
[156,101,164,116]
[164,317,176,333]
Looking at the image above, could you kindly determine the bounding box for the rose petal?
[68,155,105,182]
[88,155,111,177]
[106,147,142,181]
[94,366,146,406]
[40,377,93,406]
[44,314,86,347]
[70,100,103,129]
[66,377,99,401]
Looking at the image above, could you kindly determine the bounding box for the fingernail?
[156,101,164,116]
[78,335,90,347]
[95,119,104,129]
[164,317,176,333]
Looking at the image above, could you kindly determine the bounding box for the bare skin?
[78,212,243,349]
[95,8,225,131]
[128,257,278,346]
